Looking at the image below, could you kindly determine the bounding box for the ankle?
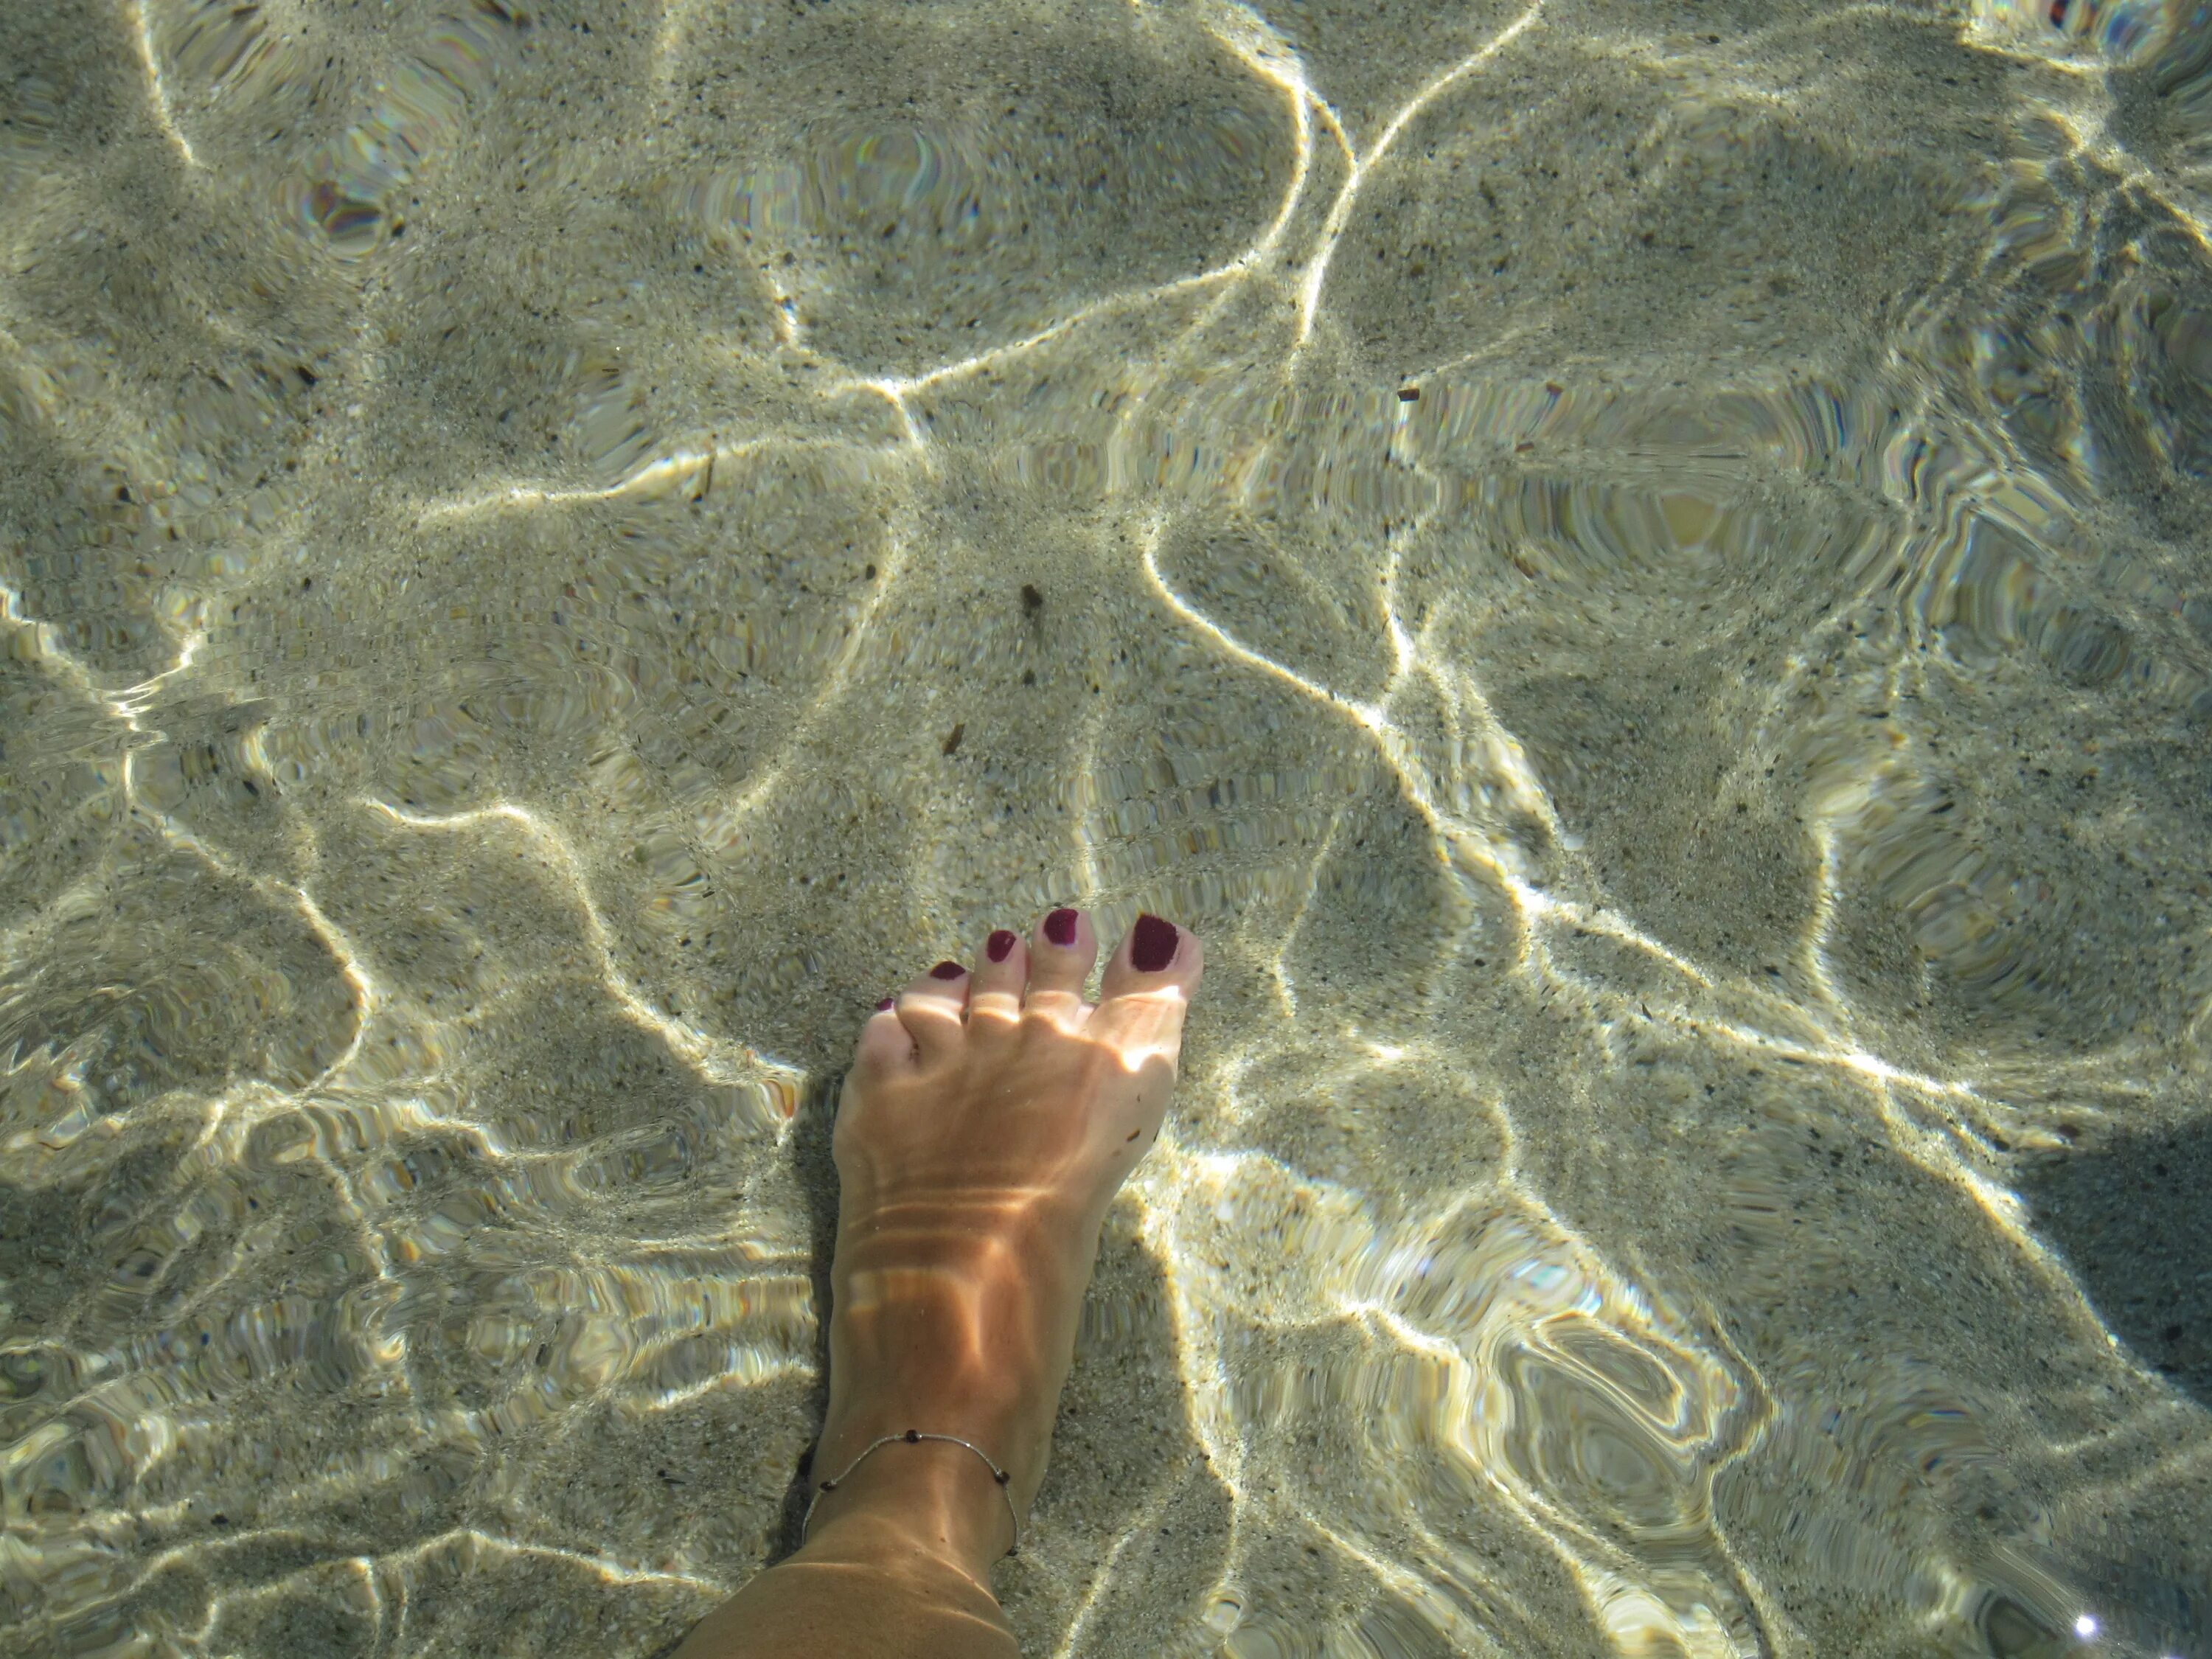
[803,1434,1018,1579]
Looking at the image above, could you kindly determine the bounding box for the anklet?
[803,1429,1021,1557]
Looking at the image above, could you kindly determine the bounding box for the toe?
[896,959,971,1060]
[853,996,918,1074]
[1092,914,1203,1061]
[970,928,1026,1034]
[1026,907,1098,1005]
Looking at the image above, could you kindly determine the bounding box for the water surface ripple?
[3,1,2211,1655]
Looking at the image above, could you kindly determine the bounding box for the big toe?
[1093,914,1203,1062]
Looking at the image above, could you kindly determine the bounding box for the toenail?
[929,960,967,980]
[1131,913,1179,973]
[987,929,1018,962]
[1043,908,1079,946]
[876,997,896,1011]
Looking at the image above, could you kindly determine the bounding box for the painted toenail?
[987,929,1018,962]
[929,960,967,980]
[1044,908,1079,946]
[1130,914,1179,973]
[876,997,896,1011]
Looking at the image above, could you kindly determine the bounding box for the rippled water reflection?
[4,0,2211,1655]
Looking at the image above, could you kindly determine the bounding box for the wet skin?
[675,908,1203,1659]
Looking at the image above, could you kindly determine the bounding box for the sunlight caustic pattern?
[4,0,2212,1656]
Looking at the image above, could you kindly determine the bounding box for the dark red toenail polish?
[1130,914,1178,973]
[1044,908,1079,946]
[929,960,966,980]
[987,929,1018,962]
[876,997,896,1011]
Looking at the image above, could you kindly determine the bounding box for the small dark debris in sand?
[942,723,964,756]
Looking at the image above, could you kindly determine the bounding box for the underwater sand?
[4,0,2212,1655]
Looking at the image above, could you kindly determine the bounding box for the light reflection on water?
[2,0,2211,1655]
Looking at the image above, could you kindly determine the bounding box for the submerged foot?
[808,908,1203,1579]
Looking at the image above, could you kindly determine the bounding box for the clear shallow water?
[3,0,2212,1654]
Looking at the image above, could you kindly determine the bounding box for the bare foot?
[807,908,1204,1580]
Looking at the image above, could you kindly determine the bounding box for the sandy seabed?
[3,1,2212,1655]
